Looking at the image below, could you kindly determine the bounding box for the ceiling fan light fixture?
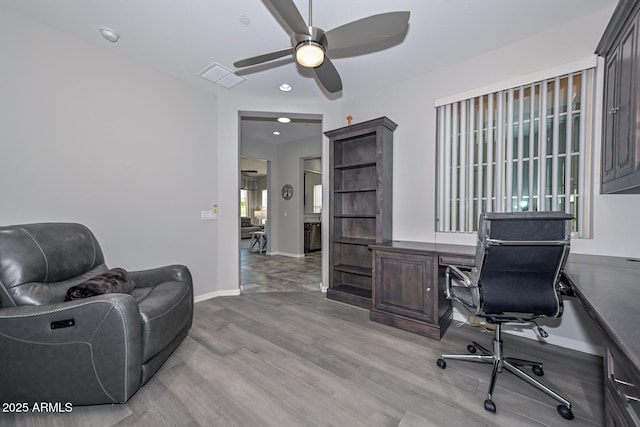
[295,41,325,68]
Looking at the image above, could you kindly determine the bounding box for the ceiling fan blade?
[313,57,342,94]
[264,0,310,35]
[234,48,292,68]
[325,11,410,52]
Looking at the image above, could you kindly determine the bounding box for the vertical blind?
[436,68,594,236]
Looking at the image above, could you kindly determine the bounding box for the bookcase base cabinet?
[326,286,372,309]
[370,245,457,340]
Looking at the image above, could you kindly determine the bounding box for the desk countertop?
[564,254,640,372]
[369,240,477,257]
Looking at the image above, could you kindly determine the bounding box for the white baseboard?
[194,289,241,303]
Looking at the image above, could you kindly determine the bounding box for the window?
[436,67,595,237]
[240,189,248,217]
[260,189,268,224]
[313,184,322,213]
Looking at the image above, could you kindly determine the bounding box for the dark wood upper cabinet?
[325,116,396,308]
[597,0,640,194]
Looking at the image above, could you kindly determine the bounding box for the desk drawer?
[605,340,640,426]
[438,255,474,268]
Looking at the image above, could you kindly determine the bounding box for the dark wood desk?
[370,242,640,423]
[369,241,475,339]
[564,254,640,425]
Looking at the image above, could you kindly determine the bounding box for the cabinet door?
[615,19,637,179]
[373,251,434,321]
[603,49,619,183]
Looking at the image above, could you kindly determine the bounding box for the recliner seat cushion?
[133,281,192,362]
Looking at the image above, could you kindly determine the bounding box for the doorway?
[239,111,324,293]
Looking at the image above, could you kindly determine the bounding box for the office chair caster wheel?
[467,344,477,353]
[557,405,574,420]
[532,365,544,376]
[484,399,496,413]
[436,358,446,369]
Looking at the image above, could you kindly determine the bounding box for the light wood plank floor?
[4,291,604,426]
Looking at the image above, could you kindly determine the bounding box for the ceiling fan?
[234,0,410,94]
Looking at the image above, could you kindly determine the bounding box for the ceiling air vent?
[200,63,245,89]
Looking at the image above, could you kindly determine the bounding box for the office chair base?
[484,399,496,413]
[557,404,574,420]
[437,324,573,420]
[468,340,546,377]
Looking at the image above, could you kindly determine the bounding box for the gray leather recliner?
[0,223,193,405]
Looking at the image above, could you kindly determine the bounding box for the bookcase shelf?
[326,116,396,308]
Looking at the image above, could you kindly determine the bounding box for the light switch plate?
[201,211,217,220]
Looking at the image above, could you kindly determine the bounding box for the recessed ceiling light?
[99,27,119,43]
[273,131,281,135]
[279,83,292,92]
[277,117,291,123]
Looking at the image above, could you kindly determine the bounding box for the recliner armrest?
[0,294,143,404]
[128,264,193,289]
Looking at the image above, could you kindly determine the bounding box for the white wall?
[338,6,640,257]
[337,7,636,354]
[275,135,322,257]
[3,5,628,354]
[338,8,640,253]
[0,10,220,298]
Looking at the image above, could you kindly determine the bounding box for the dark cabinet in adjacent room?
[304,222,321,253]
[597,0,640,194]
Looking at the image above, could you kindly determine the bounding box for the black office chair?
[436,211,574,420]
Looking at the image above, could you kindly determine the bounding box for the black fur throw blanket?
[64,268,136,301]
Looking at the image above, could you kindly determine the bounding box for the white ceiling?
[241,156,268,176]
[241,114,323,146]
[1,0,617,101]
[1,0,617,147]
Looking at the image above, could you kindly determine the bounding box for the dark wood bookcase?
[325,116,397,308]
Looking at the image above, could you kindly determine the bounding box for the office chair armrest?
[445,265,481,314]
[447,265,472,287]
[557,271,576,297]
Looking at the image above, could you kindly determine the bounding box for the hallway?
[240,244,322,293]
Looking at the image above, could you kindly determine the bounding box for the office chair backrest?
[474,212,573,317]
